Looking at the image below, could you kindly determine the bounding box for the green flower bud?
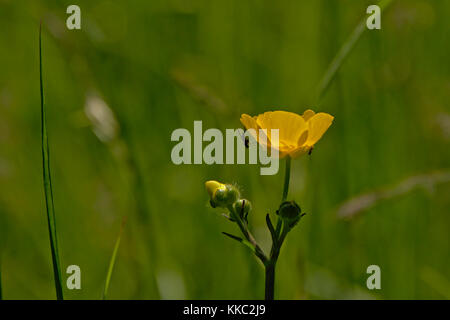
[233,199,252,218]
[205,181,224,199]
[277,201,301,221]
[205,180,240,208]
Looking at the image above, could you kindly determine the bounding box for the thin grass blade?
[315,0,394,103]
[0,263,3,300]
[39,22,64,300]
[102,216,127,300]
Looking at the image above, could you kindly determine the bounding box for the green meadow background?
[0,0,449,299]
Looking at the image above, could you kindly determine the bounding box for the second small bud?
[277,201,301,221]
[233,199,252,219]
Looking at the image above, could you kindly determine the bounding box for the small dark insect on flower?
[240,130,250,148]
[308,147,314,155]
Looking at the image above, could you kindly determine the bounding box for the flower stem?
[265,263,275,300]
[265,158,293,300]
[282,157,291,202]
[276,157,291,242]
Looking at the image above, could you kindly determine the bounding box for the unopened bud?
[233,199,252,218]
[205,181,224,198]
[277,201,301,221]
[205,180,240,208]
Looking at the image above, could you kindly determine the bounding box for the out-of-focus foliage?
[0,0,449,299]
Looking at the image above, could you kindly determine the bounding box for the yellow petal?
[256,111,307,146]
[240,114,268,146]
[306,113,334,146]
[205,180,224,198]
[302,109,316,121]
[297,130,308,146]
[240,114,259,131]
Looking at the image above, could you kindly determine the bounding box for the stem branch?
[228,206,267,264]
[282,157,291,202]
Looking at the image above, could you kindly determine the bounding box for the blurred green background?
[0,0,449,299]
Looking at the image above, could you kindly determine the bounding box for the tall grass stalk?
[0,263,3,300]
[315,0,394,103]
[102,217,127,300]
[39,23,64,300]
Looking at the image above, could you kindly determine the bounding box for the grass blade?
[337,170,450,219]
[315,0,394,102]
[0,263,3,300]
[39,22,64,300]
[102,217,127,300]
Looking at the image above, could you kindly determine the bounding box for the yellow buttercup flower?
[240,109,334,159]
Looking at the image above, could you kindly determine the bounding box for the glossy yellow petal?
[240,114,259,141]
[302,109,315,121]
[297,130,309,146]
[241,113,271,147]
[240,114,259,130]
[240,109,333,159]
[256,111,307,146]
[205,180,225,198]
[306,113,334,146]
